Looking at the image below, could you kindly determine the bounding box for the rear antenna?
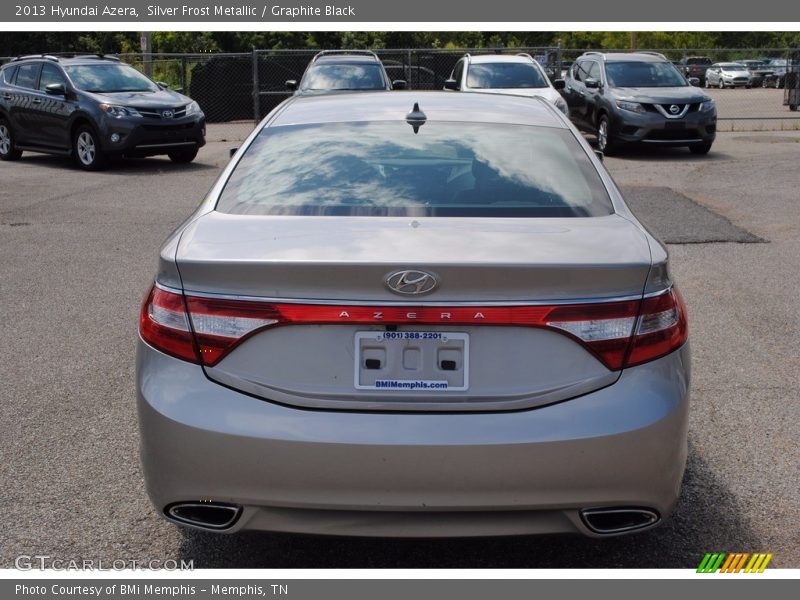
[406,102,426,134]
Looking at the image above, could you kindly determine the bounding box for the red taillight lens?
[184,296,280,366]
[139,285,199,363]
[626,288,688,367]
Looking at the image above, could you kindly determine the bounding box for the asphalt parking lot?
[0,125,798,569]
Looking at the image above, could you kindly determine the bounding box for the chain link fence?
[3,48,800,141]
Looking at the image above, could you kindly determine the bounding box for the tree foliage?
[2,31,800,58]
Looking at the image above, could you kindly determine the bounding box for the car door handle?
[32,98,42,104]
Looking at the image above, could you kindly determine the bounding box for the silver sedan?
[137,92,690,538]
[705,63,752,88]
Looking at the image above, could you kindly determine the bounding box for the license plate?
[665,122,686,129]
[354,331,469,391]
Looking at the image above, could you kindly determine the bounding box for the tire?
[704,78,710,89]
[689,142,713,155]
[718,79,724,89]
[73,125,107,171]
[745,84,752,89]
[167,147,199,164]
[596,115,616,155]
[790,105,798,112]
[0,118,23,161]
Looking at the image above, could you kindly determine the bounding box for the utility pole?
[630,32,638,50]
[140,32,153,78]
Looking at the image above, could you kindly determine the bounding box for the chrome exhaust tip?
[165,502,242,530]
[580,507,660,535]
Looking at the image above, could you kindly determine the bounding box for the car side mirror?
[553,79,566,90]
[45,82,66,96]
[584,78,601,89]
[229,147,238,158]
[688,77,700,86]
[156,81,170,89]
[444,79,459,91]
[594,150,604,162]
[392,79,407,90]
[285,79,298,91]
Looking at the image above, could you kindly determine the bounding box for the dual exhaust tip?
[165,502,242,530]
[581,507,660,535]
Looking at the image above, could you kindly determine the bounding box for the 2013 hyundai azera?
[137,91,690,538]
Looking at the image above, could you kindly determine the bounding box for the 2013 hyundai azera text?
[137,91,690,538]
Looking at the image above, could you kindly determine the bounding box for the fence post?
[252,48,260,125]
[180,56,186,93]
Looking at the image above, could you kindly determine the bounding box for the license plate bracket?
[354,331,469,391]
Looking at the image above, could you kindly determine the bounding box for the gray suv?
[563,52,717,154]
[0,54,205,170]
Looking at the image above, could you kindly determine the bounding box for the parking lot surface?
[0,127,797,568]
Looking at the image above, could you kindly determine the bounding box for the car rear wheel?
[596,115,616,155]
[168,147,199,164]
[791,105,798,112]
[73,125,107,171]
[0,119,23,161]
[689,142,712,155]
[718,79,724,89]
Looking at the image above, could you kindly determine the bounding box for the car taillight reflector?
[626,288,688,367]
[139,285,199,363]
[139,284,688,370]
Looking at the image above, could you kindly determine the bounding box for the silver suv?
[445,53,568,114]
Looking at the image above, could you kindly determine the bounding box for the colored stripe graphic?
[698,552,772,573]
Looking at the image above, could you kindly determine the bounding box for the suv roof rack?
[638,51,668,60]
[12,54,60,63]
[582,51,604,57]
[312,49,379,63]
[66,53,120,61]
[516,53,534,61]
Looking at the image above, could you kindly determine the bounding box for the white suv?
[444,53,568,114]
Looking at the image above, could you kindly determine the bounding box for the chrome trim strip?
[157,281,675,306]
[135,141,196,149]
[652,103,691,119]
[641,138,704,144]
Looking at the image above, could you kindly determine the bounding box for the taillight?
[626,287,688,367]
[184,296,280,366]
[139,285,199,363]
[139,284,688,370]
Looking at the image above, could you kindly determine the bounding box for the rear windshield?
[301,64,386,91]
[216,121,613,218]
[466,63,548,89]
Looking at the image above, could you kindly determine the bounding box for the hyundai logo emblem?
[162,110,174,119]
[384,270,439,296]
[669,104,681,115]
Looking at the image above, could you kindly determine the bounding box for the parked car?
[138,91,691,539]
[285,50,404,94]
[563,52,716,154]
[0,54,205,170]
[443,53,567,114]
[382,61,445,90]
[679,56,712,85]
[762,59,788,88]
[705,63,752,89]
[738,59,773,87]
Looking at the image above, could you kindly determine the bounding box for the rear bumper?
[137,339,690,537]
